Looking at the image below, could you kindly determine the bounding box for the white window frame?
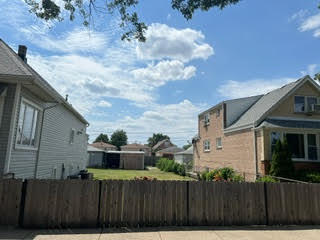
[216,137,222,149]
[203,140,210,152]
[69,128,75,144]
[204,113,210,126]
[270,131,320,162]
[15,97,42,151]
[0,87,7,128]
[294,95,320,113]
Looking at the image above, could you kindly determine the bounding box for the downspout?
[33,103,60,179]
[253,123,258,180]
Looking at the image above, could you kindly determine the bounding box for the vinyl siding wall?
[36,103,88,179]
[9,87,44,179]
[0,83,16,174]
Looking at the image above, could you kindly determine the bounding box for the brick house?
[193,75,320,180]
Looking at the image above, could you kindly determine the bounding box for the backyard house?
[193,75,320,180]
[121,143,151,156]
[174,146,193,166]
[0,40,88,179]
[106,151,145,170]
[156,146,184,160]
[90,142,117,151]
[152,139,175,154]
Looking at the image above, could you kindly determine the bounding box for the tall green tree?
[24,0,242,41]
[315,73,320,82]
[93,133,109,143]
[269,139,294,178]
[110,129,128,150]
[183,141,192,150]
[147,133,170,148]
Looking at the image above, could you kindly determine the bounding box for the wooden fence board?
[0,180,22,226]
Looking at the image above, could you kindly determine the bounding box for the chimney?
[18,45,27,63]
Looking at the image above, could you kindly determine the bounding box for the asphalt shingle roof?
[225,77,308,131]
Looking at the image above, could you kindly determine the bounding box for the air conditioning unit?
[310,104,320,113]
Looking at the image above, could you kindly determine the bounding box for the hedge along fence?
[2,179,320,228]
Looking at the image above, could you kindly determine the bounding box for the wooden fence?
[144,156,160,166]
[1,179,320,228]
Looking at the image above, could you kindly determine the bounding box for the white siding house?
[0,39,89,179]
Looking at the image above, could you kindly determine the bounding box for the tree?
[93,133,109,143]
[269,139,294,178]
[147,133,170,148]
[315,73,320,82]
[24,0,241,41]
[110,129,128,150]
[183,141,192,150]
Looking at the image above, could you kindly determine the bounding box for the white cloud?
[299,13,320,38]
[218,78,296,99]
[132,60,196,87]
[98,100,112,107]
[289,9,309,22]
[88,100,206,145]
[300,64,319,76]
[21,27,108,53]
[136,23,214,62]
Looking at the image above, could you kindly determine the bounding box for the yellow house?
[193,75,320,181]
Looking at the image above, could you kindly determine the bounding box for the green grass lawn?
[87,167,194,180]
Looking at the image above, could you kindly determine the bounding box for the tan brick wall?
[194,106,257,181]
[270,81,320,119]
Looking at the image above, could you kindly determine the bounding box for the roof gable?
[225,76,318,131]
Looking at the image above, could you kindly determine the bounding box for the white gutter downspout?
[253,122,259,181]
[33,103,60,179]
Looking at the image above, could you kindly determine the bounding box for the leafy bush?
[270,139,294,178]
[295,170,320,183]
[156,158,187,177]
[256,176,279,183]
[200,167,244,182]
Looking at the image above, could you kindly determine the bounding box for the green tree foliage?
[93,133,109,143]
[24,0,242,41]
[315,73,320,82]
[147,133,170,148]
[269,139,295,178]
[110,129,128,150]
[183,142,192,150]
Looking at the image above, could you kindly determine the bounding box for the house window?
[307,97,318,112]
[294,96,305,112]
[204,113,210,126]
[16,99,39,148]
[216,109,220,117]
[270,132,281,154]
[308,134,317,160]
[69,128,75,144]
[294,96,319,113]
[203,140,210,152]
[216,137,222,149]
[285,133,305,159]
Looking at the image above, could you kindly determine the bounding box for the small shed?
[87,145,106,167]
[106,151,145,170]
[156,146,184,160]
[174,146,193,166]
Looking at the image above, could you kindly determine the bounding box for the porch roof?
[260,118,320,129]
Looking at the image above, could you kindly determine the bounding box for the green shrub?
[232,174,245,182]
[256,176,279,183]
[156,158,187,177]
[269,139,294,178]
[220,167,235,180]
[200,170,209,181]
[295,170,320,183]
[201,167,244,182]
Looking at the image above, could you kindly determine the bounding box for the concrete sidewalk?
[0,226,320,240]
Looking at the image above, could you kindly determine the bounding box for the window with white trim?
[270,132,281,154]
[16,100,39,148]
[216,137,222,149]
[203,140,210,152]
[204,113,210,126]
[69,128,75,144]
[285,133,305,159]
[294,96,319,113]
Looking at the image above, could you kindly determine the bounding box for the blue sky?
[1,0,320,146]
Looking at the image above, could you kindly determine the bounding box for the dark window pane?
[307,97,317,112]
[286,133,305,158]
[271,132,280,153]
[308,134,317,160]
[294,96,305,112]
